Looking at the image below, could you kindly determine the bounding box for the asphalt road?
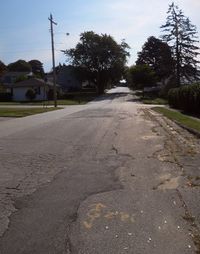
[0,87,200,254]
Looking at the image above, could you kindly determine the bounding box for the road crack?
[143,108,200,253]
[176,189,200,254]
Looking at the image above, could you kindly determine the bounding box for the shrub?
[26,88,36,101]
[159,75,177,98]
[168,88,179,108]
[168,83,200,114]
[0,93,12,102]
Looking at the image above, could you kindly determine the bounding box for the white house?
[7,78,57,101]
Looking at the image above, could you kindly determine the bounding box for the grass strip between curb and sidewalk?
[152,107,200,136]
[0,107,62,117]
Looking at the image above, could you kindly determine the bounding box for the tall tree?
[63,31,130,94]
[161,2,200,85]
[29,60,44,78]
[8,60,31,72]
[136,36,174,81]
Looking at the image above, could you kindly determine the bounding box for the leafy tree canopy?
[15,75,28,83]
[29,60,44,78]
[161,2,200,85]
[8,60,31,72]
[129,64,157,89]
[63,31,130,94]
[136,36,174,80]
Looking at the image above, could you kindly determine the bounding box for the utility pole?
[48,13,57,107]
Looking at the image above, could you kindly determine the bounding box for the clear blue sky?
[1,0,200,72]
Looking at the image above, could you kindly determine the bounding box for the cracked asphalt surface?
[0,87,200,253]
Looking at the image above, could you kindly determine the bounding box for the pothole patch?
[153,175,180,190]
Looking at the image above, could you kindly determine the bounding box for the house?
[46,65,82,92]
[4,78,59,101]
[57,65,82,92]
[1,71,33,86]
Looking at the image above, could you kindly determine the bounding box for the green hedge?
[168,83,200,114]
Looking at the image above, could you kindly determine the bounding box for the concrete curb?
[174,120,200,139]
[150,106,200,139]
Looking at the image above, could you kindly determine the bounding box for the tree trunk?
[97,72,105,95]
[176,46,181,86]
[175,26,181,86]
[97,82,105,95]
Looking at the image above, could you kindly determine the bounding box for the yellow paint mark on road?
[83,203,136,230]
[130,214,136,223]
[120,212,130,222]
[83,203,106,230]
[104,212,116,219]
[87,209,101,219]
[83,221,93,229]
[94,203,106,210]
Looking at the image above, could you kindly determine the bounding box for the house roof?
[0,71,32,84]
[2,71,32,76]
[1,71,33,80]
[5,78,59,88]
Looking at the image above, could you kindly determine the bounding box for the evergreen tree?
[161,2,200,85]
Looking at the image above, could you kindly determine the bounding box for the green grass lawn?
[0,102,21,105]
[143,97,168,105]
[152,107,200,133]
[134,91,168,105]
[0,99,91,106]
[0,93,97,106]
[0,107,62,117]
[32,99,84,106]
